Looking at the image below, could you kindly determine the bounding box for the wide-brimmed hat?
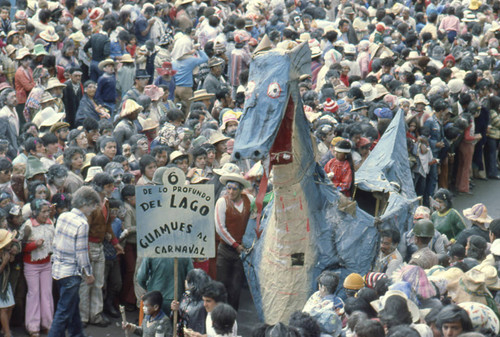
[156,62,177,76]
[310,46,322,58]
[189,89,215,102]
[170,150,189,163]
[191,169,210,184]
[85,166,103,182]
[459,302,499,334]
[26,156,47,179]
[32,106,64,127]
[135,69,151,79]
[209,132,230,145]
[296,32,311,43]
[413,93,429,105]
[448,78,464,94]
[469,0,482,10]
[5,45,16,57]
[406,51,422,60]
[32,44,48,56]
[50,121,70,133]
[120,99,143,118]
[463,12,478,22]
[208,57,224,68]
[463,203,493,224]
[82,153,96,171]
[213,163,241,176]
[16,47,31,60]
[6,30,18,39]
[120,54,134,63]
[40,92,56,104]
[220,171,251,189]
[140,118,159,132]
[447,268,492,305]
[174,0,194,7]
[371,290,420,323]
[343,6,355,15]
[89,7,104,21]
[351,99,368,112]
[0,229,13,250]
[144,85,164,101]
[39,27,59,42]
[98,58,115,71]
[46,77,65,90]
[360,83,375,101]
[373,84,389,99]
[68,31,85,43]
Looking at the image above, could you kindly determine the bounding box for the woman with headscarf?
[75,80,111,127]
[56,39,79,69]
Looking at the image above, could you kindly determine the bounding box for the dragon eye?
[267,82,281,99]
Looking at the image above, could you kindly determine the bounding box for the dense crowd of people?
[0,0,499,335]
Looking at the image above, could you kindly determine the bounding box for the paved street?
[10,178,500,336]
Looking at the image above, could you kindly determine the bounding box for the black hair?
[316,270,339,294]
[38,9,52,24]
[211,303,237,335]
[449,243,466,259]
[102,19,117,32]
[121,184,135,200]
[386,326,420,337]
[379,295,413,328]
[41,133,58,146]
[380,227,400,245]
[143,290,163,308]
[467,235,487,260]
[83,117,99,132]
[74,5,85,16]
[186,268,211,301]
[201,281,227,303]
[167,109,185,123]
[25,137,42,154]
[355,319,385,337]
[490,219,500,239]
[433,188,453,209]
[92,173,115,190]
[0,158,12,172]
[47,164,68,184]
[51,193,71,210]
[139,154,156,175]
[288,311,321,337]
[27,180,47,202]
[99,136,117,151]
[91,154,111,170]
[63,146,85,169]
[436,305,473,333]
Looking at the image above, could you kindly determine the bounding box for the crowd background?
[0,0,499,335]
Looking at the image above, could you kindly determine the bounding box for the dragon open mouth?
[269,96,294,165]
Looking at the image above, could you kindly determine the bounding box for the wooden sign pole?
[173,257,179,337]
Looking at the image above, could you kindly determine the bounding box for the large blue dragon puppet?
[233,41,418,323]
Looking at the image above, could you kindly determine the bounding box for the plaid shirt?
[52,208,92,280]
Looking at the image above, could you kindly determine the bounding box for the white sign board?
[136,167,215,258]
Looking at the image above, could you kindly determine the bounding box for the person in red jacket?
[22,199,55,336]
[14,48,35,125]
[324,140,355,197]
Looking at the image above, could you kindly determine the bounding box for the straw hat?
[40,92,56,104]
[296,32,311,43]
[463,203,493,224]
[373,84,389,99]
[311,46,322,58]
[208,57,224,68]
[16,47,31,60]
[209,132,230,145]
[447,268,491,305]
[39,27,59,42]
[191,169,210,184]
[213,163,241,176]
[98,58,115,71]
[32,107,64,127]
[189,89,215,102]
[360,83,375,101]
[120,99,143,118]
[69,31,85,43]
[120,54,134,63]
[140,118,159,132]
[406,51,422,60]
[85,166,103,182]
[174,0,194,7]
[144,85,164,101]
[220,171,251,189]
[469,0,482,10]
[32,44,48,56]
[170,150,189,162]
[46,77,65,90]
[6,30,18,39]
[5,45,16,57]
[0,229,13,250]
[371,290,420,323]
[448,78,464,94]
[413,93,429,105]
[50,122,70,133]
[82,153,96,171]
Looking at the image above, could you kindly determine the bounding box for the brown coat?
[87,198,118,245]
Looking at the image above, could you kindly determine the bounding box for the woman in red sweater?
[22,199,55,337]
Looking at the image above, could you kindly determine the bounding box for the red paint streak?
[300,197,303,210]
[306,218,310,232]
[270,97,294,165]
